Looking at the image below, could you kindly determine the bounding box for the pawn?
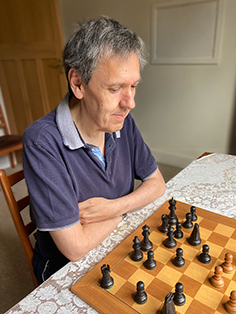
[190,206,198,221]
[173,282,186,306]
[161,292,177,314]
[144,250,157,270]
[130,236,143,262]
[182,212,193,229]
[224,290,236,314]
[173,248,185,268]
[100,264,114,289]
[133,281,147,304]
[140,225,153,252]
[210,265,224,288]
[163,225,177,249]
[187,223,201,246]
[222,253,234,274]
[198,244,211,264]
[159,214,169,233]
[174,222,183,239]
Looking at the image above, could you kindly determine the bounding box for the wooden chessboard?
[71,200,236,314]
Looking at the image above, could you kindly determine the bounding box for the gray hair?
[63,17,146,88]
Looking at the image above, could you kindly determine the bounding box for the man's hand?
[79,198,118,224]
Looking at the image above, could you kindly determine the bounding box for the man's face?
[80,52,140,134]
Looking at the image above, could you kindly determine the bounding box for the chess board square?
[231,229,236,240]
[184,262,210,283]
[132,293,162,314]
[225,278,236,296]
[128,268,154,287]
[187,299,215,314]
[108,272,127,294]
[113,260,138,280]
[213,224,235,238]
[178,273,202,298]
[154,246,174,264]
[150,229,166,246]
[207,232,229,247]
[179,243,199,261]
[195,285,225,310]
[199,226,212,241]
[114,280,135,307]
[199,218,218,231]
[205,241,224,259]
[225,238,236,251]
[124,255,143,268]
[216,294,229,314]
[156,265,183,286]
[146,277,172,301]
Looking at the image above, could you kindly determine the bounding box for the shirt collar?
[56,93,121,150]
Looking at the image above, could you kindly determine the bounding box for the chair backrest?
[0,169,38,287]
[0,105,10,135]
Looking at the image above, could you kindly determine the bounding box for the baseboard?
[151,149,194,168]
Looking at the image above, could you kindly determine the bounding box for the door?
[0,0,67,136]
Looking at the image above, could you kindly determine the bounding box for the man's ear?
[68,68,84,99]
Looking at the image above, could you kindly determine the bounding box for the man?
[23,17,166,284]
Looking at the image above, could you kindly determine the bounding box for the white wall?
[59,0,236,168]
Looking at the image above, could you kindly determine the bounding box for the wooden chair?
[0,105,23,168]
[0,168,38,287]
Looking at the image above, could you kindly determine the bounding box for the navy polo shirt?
[23,94,157,279]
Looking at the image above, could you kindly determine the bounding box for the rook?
[100,264,114,289]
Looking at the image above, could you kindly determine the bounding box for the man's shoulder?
[23,110,58,146]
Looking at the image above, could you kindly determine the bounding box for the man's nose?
[120,89,136,109]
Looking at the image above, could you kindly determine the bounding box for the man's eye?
[110,88,120,93]
[131,85,138,89]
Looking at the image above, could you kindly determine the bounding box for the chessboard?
[71,200,236,314]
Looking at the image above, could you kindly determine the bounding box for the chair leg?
[10,152,15,168]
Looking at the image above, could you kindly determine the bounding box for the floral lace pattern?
[6,153,236,314]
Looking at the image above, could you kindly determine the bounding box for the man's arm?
[50,215,122,262]
[79,169,166,224]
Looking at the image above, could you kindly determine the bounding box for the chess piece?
[173,282,186,306]
[222,253,234,274]
[173,248,185,268]
[174,222,183,239]
[187,223,201,246]
[100,264,114,289]
[190,206,198,221]
[210,265,224,288]
[161,292,177,314]
[159,214,169,233]
[163,225,177,249]
[198,244,211,264]
[130,236,143,262]
[167,197,178,226]
[144,250,157,270]
[182,212,193,229]
[140,225,153,251]
[224,290,236,314]
[133,281,147,304]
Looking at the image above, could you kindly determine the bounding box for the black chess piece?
[173,282,186,306]
[144,250,157,270]
[198,244,211,264]
[187,223,201,246]
[167,198,178,226]
[173,248,185,268]
[100,264,114,289]
[159,214,169,233]
[130,236,143,261]
[140,225,153,251]
[163,225,177,249]
[182,212,193,229]
[190,206,198,221]
[161,292,177,314]
[133,281,147,304]
[174,222,183,239]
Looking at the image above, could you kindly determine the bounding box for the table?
[5,153,236,314]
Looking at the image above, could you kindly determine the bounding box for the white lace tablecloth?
[6,153,236,314]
